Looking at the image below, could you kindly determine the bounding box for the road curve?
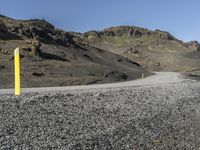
[0,72,186,95]
[0,72,199,149]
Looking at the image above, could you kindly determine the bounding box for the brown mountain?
[72,26,200,72]
[0,15,148,89]
[1,15,200,89]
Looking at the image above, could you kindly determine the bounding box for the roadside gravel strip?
[1,73,200,149]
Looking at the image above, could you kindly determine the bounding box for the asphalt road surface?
[0,72,184,95]
[1,72,200,149]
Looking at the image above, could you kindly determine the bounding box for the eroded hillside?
[0,15,148,88]
[72,26,200,72]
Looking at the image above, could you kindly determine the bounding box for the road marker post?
[142,73,144,79]
[14,48,20,96]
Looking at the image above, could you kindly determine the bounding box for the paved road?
[0,72,200,149]
[0,72,186,95]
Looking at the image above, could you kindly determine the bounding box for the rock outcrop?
[31,39,42,57]
[185,41,200,51]
[0,16,74,46]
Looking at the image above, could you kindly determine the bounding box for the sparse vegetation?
[0,15,147,88]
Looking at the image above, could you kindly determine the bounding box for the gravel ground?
[1,80,200,149]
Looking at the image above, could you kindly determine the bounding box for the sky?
[0,0,199,42]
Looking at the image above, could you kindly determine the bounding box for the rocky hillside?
[1,14,200,88]
[185,41,200,51]
[0,15,149,89]
[72,26,200,72]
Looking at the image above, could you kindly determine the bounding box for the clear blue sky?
[0,0,199,42]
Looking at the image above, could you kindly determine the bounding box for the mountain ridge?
[0,15,149,88]
[71,25,200,72]
[1,15,200,88]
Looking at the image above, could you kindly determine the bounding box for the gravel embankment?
[1,80,200,149]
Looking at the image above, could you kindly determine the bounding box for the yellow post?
[142,73,144,79]
[14,48,20,96]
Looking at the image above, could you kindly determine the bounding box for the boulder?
[155,62,160,67]
[126,47,139,54]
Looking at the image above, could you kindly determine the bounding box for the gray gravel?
[1,80,200,149]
